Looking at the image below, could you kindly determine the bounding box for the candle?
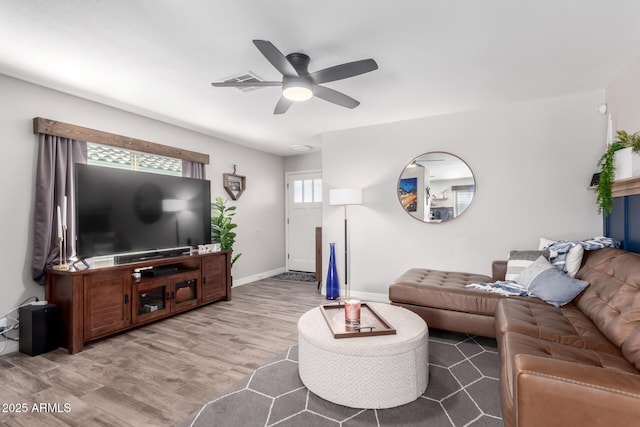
[62,196,67,228]
[345,299,361,325]
[57,206,62,238]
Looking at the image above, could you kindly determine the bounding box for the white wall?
[322,91,606,299]
[607,54,640,134]
[284,151,322,172]
[0,74,286,345]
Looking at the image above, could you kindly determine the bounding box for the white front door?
[286,171,322,272]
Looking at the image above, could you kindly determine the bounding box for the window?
[87,142,182,176]
[293,178,322,203]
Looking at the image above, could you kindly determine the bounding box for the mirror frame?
[397,151,476,223]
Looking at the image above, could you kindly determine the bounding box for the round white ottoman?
[297,302,428,409]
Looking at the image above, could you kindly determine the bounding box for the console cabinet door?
[202,254,228,303]
[84,271,131,339]
[171,273,200,313]
[132,278,171,325]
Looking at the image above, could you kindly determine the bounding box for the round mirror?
[398,152,476,223]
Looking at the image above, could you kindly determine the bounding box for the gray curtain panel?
[182,160,206,179]
[32,134,87,284]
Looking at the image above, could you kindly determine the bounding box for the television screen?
[75,164,211,259]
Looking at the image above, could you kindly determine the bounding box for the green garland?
[596,130,640,215]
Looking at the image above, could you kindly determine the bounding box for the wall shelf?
[589,176,640,198]
[611,176,640,198]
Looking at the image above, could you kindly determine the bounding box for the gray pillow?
[527,266,589,307]
[516,256,553,288]
[505,250,549,281]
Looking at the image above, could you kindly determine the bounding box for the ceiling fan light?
[283,81,313,101]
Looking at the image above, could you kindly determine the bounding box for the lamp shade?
[329,188,362,206]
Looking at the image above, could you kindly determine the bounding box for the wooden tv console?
[45,251,231,354]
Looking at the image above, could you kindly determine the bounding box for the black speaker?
[19,304,61,356]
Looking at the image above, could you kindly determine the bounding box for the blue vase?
[326,242,340,300]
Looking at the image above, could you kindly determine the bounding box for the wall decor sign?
[223,173,246,200]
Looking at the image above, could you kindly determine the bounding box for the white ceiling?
[2,1,640,156]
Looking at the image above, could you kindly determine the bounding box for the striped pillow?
[505,250,549,281]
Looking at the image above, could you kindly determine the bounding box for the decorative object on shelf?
[223,165,246,200]
[211,197,241,266]
[326,242,340,300]
[329,188,362,298]
[197,243,221,254]
[53,197,69,271]
[596,130,640,214]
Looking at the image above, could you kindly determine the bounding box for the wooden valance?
[33,117,209,164]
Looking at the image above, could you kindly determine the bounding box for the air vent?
[222,71,265,92]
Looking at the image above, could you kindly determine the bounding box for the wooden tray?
[320,303,396,338]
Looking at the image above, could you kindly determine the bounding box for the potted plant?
[211,196,241,266]
[596,130,640,215]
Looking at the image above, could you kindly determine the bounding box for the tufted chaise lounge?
[389,267,541,338]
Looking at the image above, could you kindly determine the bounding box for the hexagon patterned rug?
[177,330,502,427]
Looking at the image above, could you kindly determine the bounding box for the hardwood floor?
[0,279,326,427]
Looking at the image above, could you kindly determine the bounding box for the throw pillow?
[527,266,589,307]
[515,256,553,289]
[538,237,585,278]
[505,250,549,281]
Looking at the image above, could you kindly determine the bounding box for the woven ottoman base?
[297,302,428,409]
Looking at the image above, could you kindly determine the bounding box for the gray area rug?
[177,329,502,426]
[271,271,317,283]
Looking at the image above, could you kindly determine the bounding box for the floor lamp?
[329,188,362,299]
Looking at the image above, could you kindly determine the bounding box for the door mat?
[270,271,317,282]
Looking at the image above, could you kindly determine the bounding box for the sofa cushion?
[499,331,639,427]
[575,248,640,369]
[501,331,638,399]
[496,299,621,355]
[389,268,499,316]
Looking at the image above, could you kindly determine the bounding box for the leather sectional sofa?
[389,247,640,426]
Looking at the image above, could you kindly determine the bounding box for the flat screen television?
[75,164,211,261]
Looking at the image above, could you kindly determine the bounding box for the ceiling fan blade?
[310,59,378,84]
[313,85,360,109]
[211,81,281,87]
[253,40,298,78]
[274,96,293,114]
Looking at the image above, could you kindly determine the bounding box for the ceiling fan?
[211,40,378,114]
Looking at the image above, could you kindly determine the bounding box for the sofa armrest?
[514,354,640,427]
[492,260,507,281]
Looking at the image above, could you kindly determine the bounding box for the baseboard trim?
[233,267,286,287]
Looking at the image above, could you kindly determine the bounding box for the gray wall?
[0,74,286,352]
[321,90,606,300]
